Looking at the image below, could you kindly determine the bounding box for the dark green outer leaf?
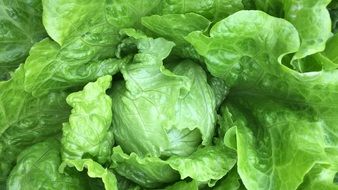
[6,139,88,190]
[0,65,70,184]
[0,0,46,76]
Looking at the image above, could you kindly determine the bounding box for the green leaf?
[160,0,244,20]
[223,127,237,151]
[297,34,338,72]
[141,13,210,59]
[187,10,338,115]
[321,34,338,64]
[330,7,338,33]
[142,13,210,45]
[7,139,88,190]
[165,180,198,190]
[111,142,236,188]
[298,164,338,190]
[224,97,331,190]
[253,0,333,68]
[284,0,332,62]
[23,38,129,96]
[0,65,70,183]
[188,10,338,189]
[213,167,242,190]
[62,76,113,163]
[111,146,179,188]
[116,174,143,190]
[208,76,228,108]
[60,159,118,190]
[111,37,216,157]
[187,10,300,85]
[105,0,162,28]
[253,0,283,16]
[0,0,46,74]
[168,145,236,186]
[42,0,117,46]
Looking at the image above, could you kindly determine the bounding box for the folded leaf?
[188,10,338,189]
[111,37,216,157]
[187,10,300,85]
[142,13,210,59]
[321,34,338,64]
[111,146,179,188]
[253,0,333,68]
[224,97,331,190]
[62,76,113,163]
[284,0,332,62]
[23,39,129,96]
[213,167,243,190]
[60,159,118,190]
[168,145,236,186]
[298,164,338,190]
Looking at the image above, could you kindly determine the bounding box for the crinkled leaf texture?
[167,145,237,186]
[0,66,70,184]
[23,38,128,96]
[188,10,338,190]
[111,144,236,189]
[141,13,210,59]
[43,0,118,46]
[109,35,237,189]
[284,0,332,61]
[62,75,114,163]
[1,0,337,189]
[6,139,88,190]
[110,37,216,157]
[111,146,179,188]
[60,159,118,190]
[223,98,331,190]
[0,0,46,77]
[253,0,332,67]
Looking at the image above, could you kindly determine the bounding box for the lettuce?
[1,0,337,189]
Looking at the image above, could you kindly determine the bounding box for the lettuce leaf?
[7,139,88,190]
[0,0,46,77]
[0,66,70,183]
[62,76,114,163]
